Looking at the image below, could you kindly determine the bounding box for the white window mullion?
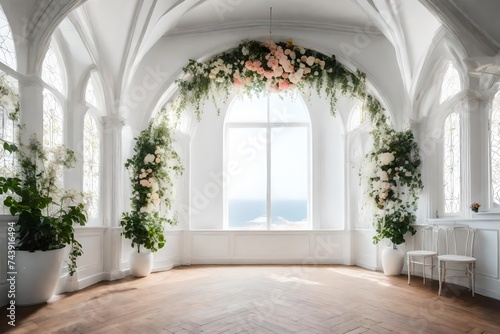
[266,96,271,230]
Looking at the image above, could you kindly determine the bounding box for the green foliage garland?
[174,39,384,120]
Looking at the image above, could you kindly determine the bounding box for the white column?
[102,115,126,279]
[18,76,44,141]
[65,101,88,192]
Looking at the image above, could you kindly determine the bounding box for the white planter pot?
[129,251,153,277]
[15,248,65,306]
[382,246,404,276]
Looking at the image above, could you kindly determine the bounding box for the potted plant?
[0,135,87,305]
[121,111,183,277]
[364,125,423,275]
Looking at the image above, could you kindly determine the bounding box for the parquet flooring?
[2,265,500,333]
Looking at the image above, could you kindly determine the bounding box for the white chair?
[438,226,477,296]
[407,225,438,285]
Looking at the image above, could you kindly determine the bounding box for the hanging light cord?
[269,6,273,41]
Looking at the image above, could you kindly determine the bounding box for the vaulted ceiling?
[1,0,499,125]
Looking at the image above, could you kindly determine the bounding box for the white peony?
[377,170,389,181]
[144,154,155,164]
[378,152,395,166]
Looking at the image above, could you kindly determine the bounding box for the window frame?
[442,111,461,216]
[223,94,312,230]
[489,91,500,209]
[82,110,102,224]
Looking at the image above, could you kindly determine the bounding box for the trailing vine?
[173,39,384,121]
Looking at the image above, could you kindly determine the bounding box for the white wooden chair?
[438,226,477,296]
[407,225,439,285]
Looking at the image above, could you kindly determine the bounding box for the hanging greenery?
[173,39,384,121]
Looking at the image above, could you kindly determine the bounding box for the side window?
[83,113,100,220]
[439,62,461,105]
[490,92,500,207]
[443,112,461,214]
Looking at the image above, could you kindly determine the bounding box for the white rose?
[378,152,395,165]
[306,56,315,66]
[144,154,155,164]
[377,170,388,181]
[405,171,412,177]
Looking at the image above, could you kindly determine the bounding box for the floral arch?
[125,39,423,247]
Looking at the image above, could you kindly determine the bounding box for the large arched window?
[42,41,66,187]
[348,100,364,131]
[443,112,461,214]
[490,92,500,207]
[85,73,99,108]
[42,43,64,93]
[439,62,461,104]
[83,113,100,220]
[42,90,64,149]
[83,72,102,221]
[224,94,311,230]
[0,5,16,70]
[0,5,18,214]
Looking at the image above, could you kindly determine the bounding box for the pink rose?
[267,58,279,69]
[233,76,245,87]
[278,80,294,91]
[273,66,284,77]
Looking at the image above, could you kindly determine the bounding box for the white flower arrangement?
[364,127,423,245]
[121,111,183,253]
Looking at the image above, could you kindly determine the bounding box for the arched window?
[0,6,18,214]
[83,113,100,220]
[85,73,99,108]
[439,62,461,104]
[42,89,64,187]
[490,92,500,206]
[42,44,64,93]
[42,90,64,149]
[224,94,311,230]
[443,112,461,214]
[0,5,16,70]
[348,100,364,131]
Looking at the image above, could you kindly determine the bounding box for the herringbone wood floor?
[2,265,500,333]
